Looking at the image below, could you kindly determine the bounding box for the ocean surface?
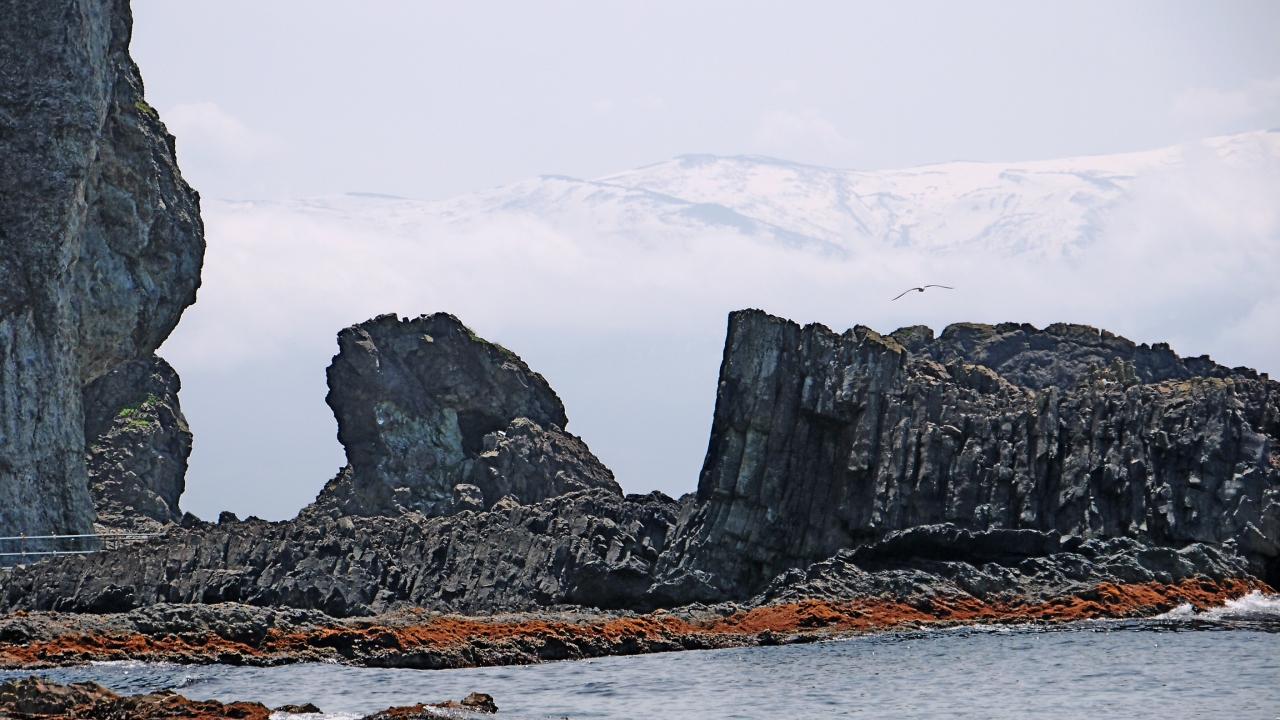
[6,593,1280,720]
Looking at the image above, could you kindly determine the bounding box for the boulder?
[312,312,620,517]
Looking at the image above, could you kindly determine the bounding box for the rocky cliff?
[82,354,191,533]
[311,313,621,518]
[0,0,204,537]
[656,310,1280,602]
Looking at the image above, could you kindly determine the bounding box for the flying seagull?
[892,285,954,301]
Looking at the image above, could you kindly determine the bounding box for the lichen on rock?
[82,354,191,533]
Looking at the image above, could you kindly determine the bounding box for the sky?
[127,1,1280,521]
[132,1,1280,201]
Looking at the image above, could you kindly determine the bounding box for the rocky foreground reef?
[0,0,203,538]
[0,675,497,719]
[2,310,1276,647]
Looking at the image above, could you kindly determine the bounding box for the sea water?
[5,592,1280,719]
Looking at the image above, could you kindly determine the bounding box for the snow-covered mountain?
[281,129,1279,257]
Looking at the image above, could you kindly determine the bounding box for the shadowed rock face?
[313,313,620,517]
[0,0,204,537]
[82,355,191,533]
[656,310,1280,601]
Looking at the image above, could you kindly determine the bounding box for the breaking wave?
[1158,590,1280,622]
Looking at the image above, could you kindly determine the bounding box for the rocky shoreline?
[1,566,1267,671]
[0,674,496,719]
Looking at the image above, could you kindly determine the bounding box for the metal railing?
[0,531,165,561]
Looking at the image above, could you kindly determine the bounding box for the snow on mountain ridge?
[596,132,1279,255]
[255,129,1279,258]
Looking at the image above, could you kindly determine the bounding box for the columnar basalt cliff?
[656,310,1280,602]
[0,0,204,537]
[82,355,191,533]
[312,313,621,518]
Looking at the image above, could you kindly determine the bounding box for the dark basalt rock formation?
[656,310,1280,603]
[82,354,191,533]
[0,0,204,537]
[890,321,1265,391]
[0,489,681,617]
[1,309,1274,627]
[312,313,621,518]
[0,676,492,720]
[0,675,273,720]
[753,523,1252,607]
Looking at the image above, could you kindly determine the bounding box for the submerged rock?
[82,354,191,533]
[0,0,204,537]
[312,313,620,518]
[656,310,1280,602]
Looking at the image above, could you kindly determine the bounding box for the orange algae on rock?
[0,578,1268,670]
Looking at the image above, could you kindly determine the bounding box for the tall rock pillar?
[0,0,204,537]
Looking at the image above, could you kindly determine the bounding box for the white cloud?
[590,98,613,114]
[164,102,279,163]
[752,108,855,156]
[1171,76,1280,132]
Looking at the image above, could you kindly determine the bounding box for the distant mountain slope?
[278,129,1279,257]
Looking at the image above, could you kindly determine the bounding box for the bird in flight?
[892,285,954,301]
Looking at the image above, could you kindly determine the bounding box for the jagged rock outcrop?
[0,489,681,617]
[3,308,1274,625]
[463,417,620,508]
[752,523,1252,607]
[312,313,620,517]
[890,321,1265,391]
[0,0,204,537]
[656,310,1280,603]
[82,354,191,533]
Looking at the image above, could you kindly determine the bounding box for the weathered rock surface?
[312,313,620,517]
[0,0,204,537]
[752,523,1252,607]
[656,310,1280,603]
[82,354,191,533]
[0,675,493,720]
[0,556,1259,671]
[890,321,1265,391]
[0,489,681,617]
[0,675,273,720]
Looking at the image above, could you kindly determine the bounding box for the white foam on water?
[263,707,358,712]
[1157,590,1280,621]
